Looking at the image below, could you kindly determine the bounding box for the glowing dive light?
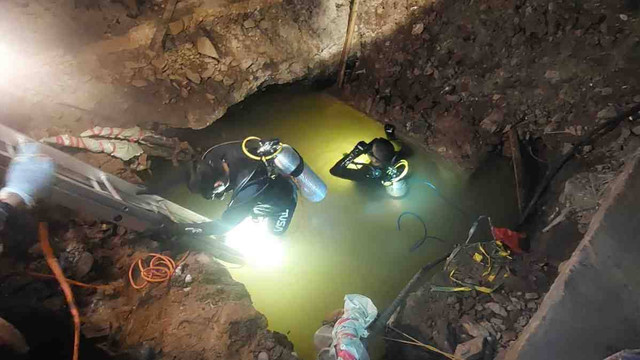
[224,217,285,268]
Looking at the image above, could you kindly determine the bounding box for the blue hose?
[423,181,472,218]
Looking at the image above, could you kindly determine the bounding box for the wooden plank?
[508,128,525,214]
[149,0,179,54]
[337,0,360,88]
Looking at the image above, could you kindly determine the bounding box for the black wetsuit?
[179,142,298,236]
[329,150,385,182]
[330,137,406,183]
[0,202,14,230]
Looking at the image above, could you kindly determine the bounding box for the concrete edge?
[504,152,640,359]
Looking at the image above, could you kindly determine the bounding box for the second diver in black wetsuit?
[330,124,409,197]
[176,141,298,237]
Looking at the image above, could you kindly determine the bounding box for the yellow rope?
[387,326,461,360]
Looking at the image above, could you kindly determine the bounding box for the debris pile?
[385,217,553,360]
[543,164,621,234]
[390,267,548,360]
[0,210,298,360]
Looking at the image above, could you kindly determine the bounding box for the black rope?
[397,211,445,252]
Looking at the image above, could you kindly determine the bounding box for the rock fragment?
[460,315,490,338]
[168,20,184,35]
[202,66,216,79]
[196,37,219,59]
[485,302,508,317]
[74,251,94,278]
[411,23,424,36]
[454,336,485,360]
[597,106,617,119]
[151,56,168,70]
[185,69,201,84]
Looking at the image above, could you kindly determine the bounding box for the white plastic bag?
[330,294,378,360]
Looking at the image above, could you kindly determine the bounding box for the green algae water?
[161,88,518,359]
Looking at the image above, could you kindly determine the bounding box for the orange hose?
[39,222,80,360]
[26,271,112,290]
[128,252,189,290]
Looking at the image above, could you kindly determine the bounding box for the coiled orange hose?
[128,252,189,290]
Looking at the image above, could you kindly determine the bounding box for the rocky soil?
[387,252,553,359]
[342,0,640,170]
[0,206,296,360]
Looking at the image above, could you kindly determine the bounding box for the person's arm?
[384,124,413,160]
[175,203,251,236]
[0,143,55,230]
[329,141,374,182]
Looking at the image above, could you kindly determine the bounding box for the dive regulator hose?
[241,136,283,161]
[382,159,409,186]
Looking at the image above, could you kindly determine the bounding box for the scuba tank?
[242,137,328,202]
[385,179,408,198]
[382,159,409,198]
[272,145,327,202]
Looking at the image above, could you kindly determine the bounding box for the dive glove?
[2,143,55,207]
[384,124,396,140]
[350,141,371,157]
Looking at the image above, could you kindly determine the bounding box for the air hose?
[397,211,446,252]
[424,181,472,218]
[382,159,409,186]
[241,136,282,162]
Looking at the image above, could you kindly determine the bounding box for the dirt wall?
[0,0,426,139]
[342,0,640,169]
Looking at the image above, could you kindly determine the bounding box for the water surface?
[162,89,518,359]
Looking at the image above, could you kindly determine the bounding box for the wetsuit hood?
[192,141,267,199]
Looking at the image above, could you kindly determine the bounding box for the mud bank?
[0,206,297,360]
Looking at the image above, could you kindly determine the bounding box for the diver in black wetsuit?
[330,124,407,185]
[175,141,298,237]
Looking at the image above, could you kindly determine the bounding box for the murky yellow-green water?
[162,89,518,359]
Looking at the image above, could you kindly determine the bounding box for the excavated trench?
[149,86,520,359]
[2,0,640,359]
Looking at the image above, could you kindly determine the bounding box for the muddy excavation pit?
[1,0,640,359]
